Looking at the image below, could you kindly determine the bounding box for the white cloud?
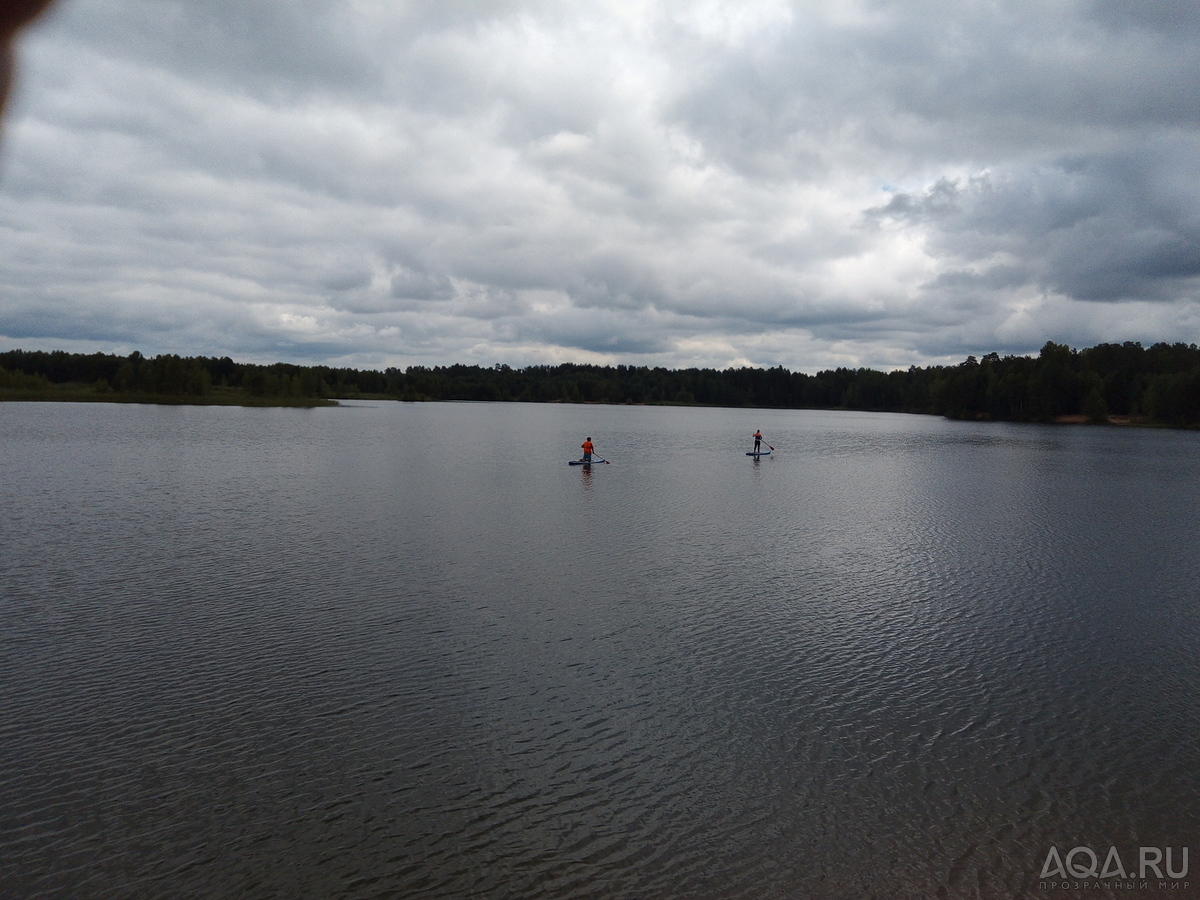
[1,0,1198,373]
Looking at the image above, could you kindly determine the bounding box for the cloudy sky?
[2,0,1199,372]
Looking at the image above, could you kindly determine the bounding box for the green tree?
[1083,387,1109,424]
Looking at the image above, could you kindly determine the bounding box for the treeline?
[2,341,1199,424]
[0,350,350,406]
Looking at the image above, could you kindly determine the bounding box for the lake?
[2,400,1198,898]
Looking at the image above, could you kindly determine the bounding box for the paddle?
[593,455,610,464]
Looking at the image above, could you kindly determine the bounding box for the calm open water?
[2,400,1198,899]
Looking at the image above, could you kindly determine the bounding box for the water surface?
[2,401,1198,898]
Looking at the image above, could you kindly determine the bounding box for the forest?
[2,341,1200,426]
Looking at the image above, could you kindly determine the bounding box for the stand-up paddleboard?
[746,450,771,456]
[569,456,608,465]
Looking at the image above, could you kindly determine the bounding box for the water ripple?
[2,403,1198,898]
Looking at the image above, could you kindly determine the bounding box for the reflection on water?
[578,462,595,490]
[2,401,1198,899]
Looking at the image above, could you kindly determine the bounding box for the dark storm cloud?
[58,0,376,97]
[876,144,1200,303]
[390,267,454,302]
[1089,0,1200,36]
[514,309,674,356]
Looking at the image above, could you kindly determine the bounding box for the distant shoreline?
[4,343,1200,426]
[3,391,1189,429]
[0,387,335,408]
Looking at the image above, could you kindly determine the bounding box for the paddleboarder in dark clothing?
[753,430,763,454]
